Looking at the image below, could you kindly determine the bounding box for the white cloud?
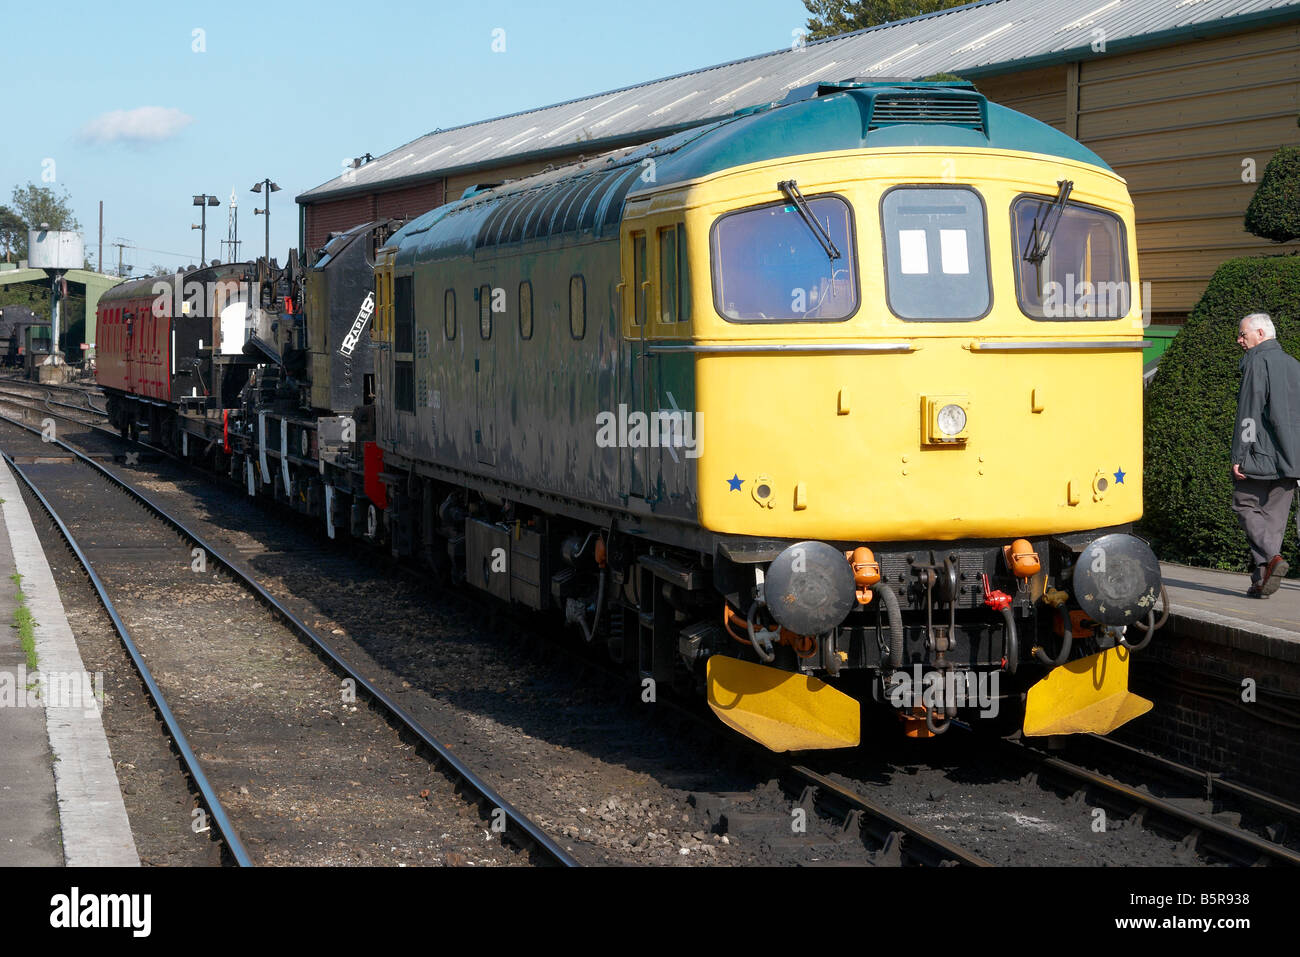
[80,106,194,145]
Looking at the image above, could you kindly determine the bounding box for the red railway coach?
[97,263,256,435]
[97,277,172,400]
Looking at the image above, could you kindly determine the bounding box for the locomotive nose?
[763,540,858,635]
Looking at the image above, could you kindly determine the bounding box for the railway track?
[1005,733,1300,866]
[0,374,108,415]
[510,624,993,865]
[0,385,113,436]
[781,763,991,866]
[6,381,1292,868]
[649,682,1300,866]
[1075,731,1300,829]
[5,394,989,865]
[0,413,576,867]
[815,719,1300,867]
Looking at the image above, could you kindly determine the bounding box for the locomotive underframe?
[105,387,1135,732]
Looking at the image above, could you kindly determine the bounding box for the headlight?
[937,403,967,436]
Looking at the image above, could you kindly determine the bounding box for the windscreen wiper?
[1022,179,1073,265]
[778,180,841,261]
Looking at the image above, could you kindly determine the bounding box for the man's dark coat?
[1233,338,1300,479]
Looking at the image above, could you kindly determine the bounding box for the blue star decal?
[1114,467,1126,485]
[727,474,744,491]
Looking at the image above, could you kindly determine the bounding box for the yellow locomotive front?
[684,148,1145,541]
[621,83,1163,751]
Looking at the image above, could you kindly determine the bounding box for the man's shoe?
[1263,555,1290,595]
[1247,584,1267,598]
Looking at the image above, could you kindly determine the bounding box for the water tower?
[27,225,84,381]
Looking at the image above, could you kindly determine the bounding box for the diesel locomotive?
[98,80,1165,752]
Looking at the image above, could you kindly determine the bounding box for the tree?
[3,183,81,262]
[804,0,971,41]
[1244,146,1300,243]
[0,205,24,263]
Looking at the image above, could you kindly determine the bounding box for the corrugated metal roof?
[298,0,1300,203]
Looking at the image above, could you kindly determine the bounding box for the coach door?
[619,229,654,501]
[124,304,137,395]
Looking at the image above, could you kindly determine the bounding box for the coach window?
[1012,196,1128,320]
[519,281,533,340]
[479,284,492,340]
[444,289,456,340]
[881,186,990,320]
[712,195,857,322]
[658,224,689,325]
[570,275,586,339]
[632,232,647,326]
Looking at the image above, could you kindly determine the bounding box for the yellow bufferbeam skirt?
[707,655,861,752]
[1024,645,1152,736]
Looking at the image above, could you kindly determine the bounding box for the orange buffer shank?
[845,546,881,605]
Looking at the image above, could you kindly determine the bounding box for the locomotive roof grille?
[868,94,985,132]
[473,164,640,250]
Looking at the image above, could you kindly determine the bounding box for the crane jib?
[339,291,376,358]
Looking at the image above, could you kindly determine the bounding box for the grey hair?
[1243,312,1276,339]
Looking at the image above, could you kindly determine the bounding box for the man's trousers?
[1232,477,1297,583]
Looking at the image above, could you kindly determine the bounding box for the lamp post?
[250,178,281,262]
[191,194,219,266]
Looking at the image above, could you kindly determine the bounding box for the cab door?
[618,229,652,500]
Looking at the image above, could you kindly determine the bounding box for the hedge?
[1244,146,1300,243]
[1140,253,1300,570]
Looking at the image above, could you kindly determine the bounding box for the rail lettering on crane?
[339,292,375,357]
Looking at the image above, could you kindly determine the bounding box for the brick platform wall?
[1116,617,1300,802]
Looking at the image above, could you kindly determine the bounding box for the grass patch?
[12,571,37,671]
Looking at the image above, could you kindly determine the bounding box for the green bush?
[1140,253,1300,569]
[1244,146,1300,243]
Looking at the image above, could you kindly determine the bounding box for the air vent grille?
[869,96,984,131]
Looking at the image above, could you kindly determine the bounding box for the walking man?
[1231,312,1300,597]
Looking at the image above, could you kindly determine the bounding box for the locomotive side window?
[658,224,689,325]
[394,275,413,353]
[519,281,533,340]
[394,362,415,413]
[393,274,415,414]
[373,272,389,342]
[881,186,990,321]
[444,289,456,341]
[479,284,492,340]
[1012,197,1128,320]
[711,195,857,322]
[380,272,394,342]
[570,275,586,339]
[632,232,647,326]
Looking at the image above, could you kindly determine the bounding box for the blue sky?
[0,0,811,275]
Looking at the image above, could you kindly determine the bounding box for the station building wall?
[979,22,1300,323]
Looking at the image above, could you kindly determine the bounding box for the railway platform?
[0,459,137,866]
[1160,562,1300,653]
